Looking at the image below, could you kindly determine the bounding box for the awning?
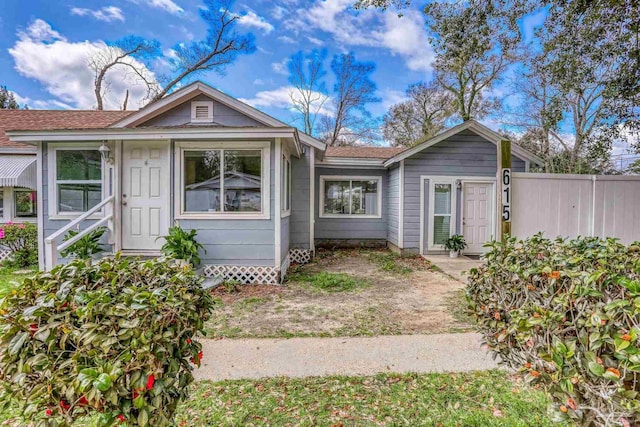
[0,155,37,190]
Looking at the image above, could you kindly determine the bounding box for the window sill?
[175,213,270,220]
[319,214,382,219]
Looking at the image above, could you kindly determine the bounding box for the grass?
[0,370,561,426]
[289,270,370,293]
[367,250,413,275]
[446,289,477,333]
[0,266,36,298]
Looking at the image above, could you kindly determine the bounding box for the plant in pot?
[444,234,467,258]
[158,224,206,268]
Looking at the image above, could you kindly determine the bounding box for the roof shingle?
[0,110,134,149]
[324,146,407,159]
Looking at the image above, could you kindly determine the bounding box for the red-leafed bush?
[0,255,214,426]
[467,234,640,426]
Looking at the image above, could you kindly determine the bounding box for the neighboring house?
[3,81,541,283]
[0,112,38,225]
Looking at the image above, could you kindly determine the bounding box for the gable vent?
[191,101,213,123]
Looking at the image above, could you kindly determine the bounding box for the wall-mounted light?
[99,141,113,164]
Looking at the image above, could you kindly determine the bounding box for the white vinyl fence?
[512,173,640,244]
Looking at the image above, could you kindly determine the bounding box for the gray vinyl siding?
[139,94,263,128]
[176,140,276,266]
[281,215,289,263]
[315,167,388,241]
[387,165,400,246]
[289,150,311,249]
[402,130,526,250]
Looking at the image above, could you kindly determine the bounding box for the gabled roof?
[110,81,326,151]
[325,146,407,159]
[383,120,544,167]
[0,110,133,152]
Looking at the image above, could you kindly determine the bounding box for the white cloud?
[240,86,332,117]
[277,35,296,44]
[285,3,434,73]
[271,57,290,75]
[306,36,323,46]
[70,6,125,22]
[13,92,74,110]
[127,0,183,15]
[271,5,287,20]
[379,88,407,110]
[237,10,274,34]
[9,19,158,110]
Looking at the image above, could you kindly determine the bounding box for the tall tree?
[287,49,329,136]
[425,1,520,121]
[0,86,21,109]
[382,81,456,146]
[89,36,160,110]
[152,0,255,101]
[320,53,380,146]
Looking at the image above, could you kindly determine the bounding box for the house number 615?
[502,168,511,222]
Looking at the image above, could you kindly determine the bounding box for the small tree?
[287,49,329,136]
[0,86,22,109]
[0,256,214,426]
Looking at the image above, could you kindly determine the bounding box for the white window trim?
[47,143,105,220]
[174,140,271,220]
[419,175,496,254]
[281,148,291,218]
[191,101,214,123]
[319,175,383,219]
[12,188,38,222]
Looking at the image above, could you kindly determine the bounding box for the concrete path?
[194,333,498,381]
[423,255,482,282]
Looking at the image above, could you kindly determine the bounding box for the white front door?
[121,141,170,251]
[463,182,493,253]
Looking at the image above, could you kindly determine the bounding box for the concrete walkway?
[423,255,482,282]
[194,332,498,381]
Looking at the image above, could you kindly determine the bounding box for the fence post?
[497,139,512,242]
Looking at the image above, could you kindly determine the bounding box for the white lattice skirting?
[0,248,12,262]
[203,249,313,285]
[203,264,280,285]
[289,248,312,265]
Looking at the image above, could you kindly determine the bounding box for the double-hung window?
[320,176,381,218]
[51,147,103,216]
[178,142,269,218]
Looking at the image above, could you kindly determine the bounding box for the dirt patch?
[205,249,473,339]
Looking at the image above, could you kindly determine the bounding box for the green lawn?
[0,266,36,298]
[0,370,558,426]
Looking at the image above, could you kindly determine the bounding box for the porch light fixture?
[99,142,113,164]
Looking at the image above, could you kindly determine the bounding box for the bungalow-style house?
[2,81,541,283]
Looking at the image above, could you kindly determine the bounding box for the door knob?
[122,201,127,206]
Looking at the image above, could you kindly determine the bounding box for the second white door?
[121,141,170,251]
[462,182,493,253]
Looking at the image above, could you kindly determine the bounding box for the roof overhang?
[0,155,37,190]
[108,81,326,152]
[383,120,544,168]
[316,157,387,169]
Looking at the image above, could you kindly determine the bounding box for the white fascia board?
[0,148,37,154]
[7,127,299,142]
[316,157,387,169]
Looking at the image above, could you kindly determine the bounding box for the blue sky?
[0,0,437,121]
[0,0,635,162]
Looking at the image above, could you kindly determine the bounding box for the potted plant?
[157,224,206,267]
[444,235,467,258]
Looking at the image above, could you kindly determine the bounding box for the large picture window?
[182,147,264,215]
[320,176,381,218]
[53,149,102,215]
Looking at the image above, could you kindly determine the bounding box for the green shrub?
[0,222,38,267]
[60,226,107,260]
[158,225,205,267]
[467,234,640,426]
[0,255,214,427]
